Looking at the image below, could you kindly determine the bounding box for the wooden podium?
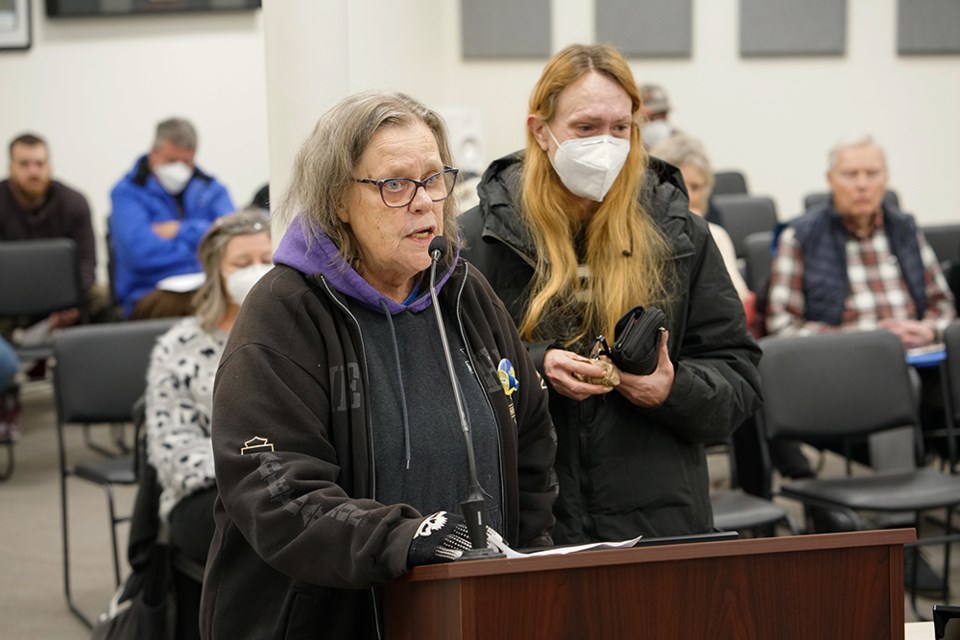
[384,528,915,640]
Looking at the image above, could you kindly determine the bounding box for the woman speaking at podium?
[199,91,557,639]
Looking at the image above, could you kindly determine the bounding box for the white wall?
[263,0,959,230]
[436,0,960,224]
[0,0,268,282]
[1,0,957,286]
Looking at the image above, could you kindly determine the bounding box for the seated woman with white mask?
[144,208,272,639]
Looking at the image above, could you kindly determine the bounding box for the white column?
[261,0,349,231]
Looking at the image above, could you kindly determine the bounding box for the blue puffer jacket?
[109,155,234,316]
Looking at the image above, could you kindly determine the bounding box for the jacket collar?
[273,216,458,315]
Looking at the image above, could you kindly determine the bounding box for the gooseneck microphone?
[427,236,503,560]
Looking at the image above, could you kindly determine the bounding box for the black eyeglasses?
[353,167,459,208]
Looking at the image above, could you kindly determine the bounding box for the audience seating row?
[756,327,960,619]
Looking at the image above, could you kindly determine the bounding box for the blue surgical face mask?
[545,124,630,202]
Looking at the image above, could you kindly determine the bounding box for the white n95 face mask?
[545,124,630,202]
[640,119,674,151]
[225,263,272,306]
[154,161,193,195]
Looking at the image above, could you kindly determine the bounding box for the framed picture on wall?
[0,0,31,51]
[45,0,261,17]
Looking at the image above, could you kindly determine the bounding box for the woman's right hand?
[543,348,615,401]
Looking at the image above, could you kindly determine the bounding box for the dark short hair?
[9,133,47,159]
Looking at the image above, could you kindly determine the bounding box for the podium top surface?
[400,528,916,583]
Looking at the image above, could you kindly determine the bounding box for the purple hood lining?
[273,216,459,315]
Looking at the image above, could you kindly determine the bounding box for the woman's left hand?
[614,330,674,407]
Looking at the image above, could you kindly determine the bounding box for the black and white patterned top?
[145,316,227,522]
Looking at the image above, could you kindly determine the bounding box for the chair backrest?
[802,189,900,212]
[945,261,960,316]
[53,318,179,424]
[758,331,918,442]
[0,239,83,317]
[712,170,749,196]
[743,231,774,295]
[946,323,960,427]
[712,194,779,259]
[921,224,960,267]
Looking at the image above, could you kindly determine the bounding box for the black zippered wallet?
[608,305,666,376]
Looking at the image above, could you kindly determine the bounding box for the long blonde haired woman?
[461,44,762,543]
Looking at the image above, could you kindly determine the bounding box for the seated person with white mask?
[144,209,271,640]
[109,118,234,318]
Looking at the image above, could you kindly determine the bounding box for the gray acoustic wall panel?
[596,0,692,58]
[740,0,847,57]
[461,0,551,59]
[898,0,960,54]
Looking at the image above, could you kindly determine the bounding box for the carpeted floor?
[1,381,957,638]
[0,381,136,639]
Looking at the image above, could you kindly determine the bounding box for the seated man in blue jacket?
[109,118,234,317]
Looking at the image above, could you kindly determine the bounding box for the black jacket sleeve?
[210,277,424,590]
[645,211,763,444]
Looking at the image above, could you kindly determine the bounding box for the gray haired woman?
[144,208,271,640]
[199,91,557,640]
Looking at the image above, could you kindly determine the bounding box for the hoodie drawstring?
[379,299,412,470]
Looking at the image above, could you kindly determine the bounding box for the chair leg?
[909,543,925,621]
[909,509,926,621]
[61,473,94,629]
[0,439,13,481]
[781,513,799,536]
[943,507,954,603]
[104,484,122,588]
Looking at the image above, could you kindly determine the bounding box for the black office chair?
[712,194,779,260]
[759,330,960,619]
[54,318,178,627]
[921,224,960,268]
[802,189,900,212]
[743,231,775,295]
[0,238,85,362]
[941,322,960,473]
[709,426,797,537]
[0,382,18,480]
[712,170,749,196]
[0,239,85,480]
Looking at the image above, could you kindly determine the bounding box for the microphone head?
[428,236,448,259]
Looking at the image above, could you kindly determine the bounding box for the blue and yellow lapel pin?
[497,358,519,396]
[498,358,519,422]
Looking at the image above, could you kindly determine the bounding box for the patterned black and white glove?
[407,511,500,566]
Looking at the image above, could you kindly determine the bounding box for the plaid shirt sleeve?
[765,227,840,336]
[917,232,957,337]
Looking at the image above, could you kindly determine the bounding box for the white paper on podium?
[488,531,643,559]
